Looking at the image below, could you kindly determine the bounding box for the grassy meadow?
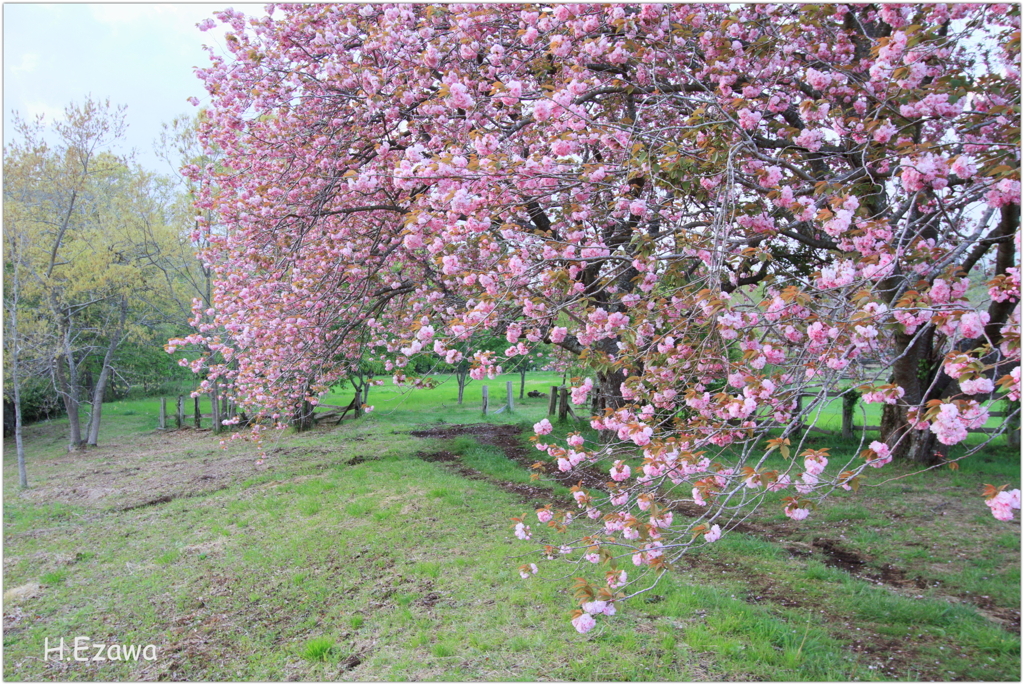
[2,372,1020,680]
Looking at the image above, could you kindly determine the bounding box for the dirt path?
[8,428,358,515]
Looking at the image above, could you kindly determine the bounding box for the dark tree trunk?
[351,374,365,419]
[82,369,94,399]
[519,368,526,400]
[353,388,363,419]
[595,368,628,443]
[881,204,1018,465]
[3,399,15,438]
[293,399,315,432]
[879,325,944,465]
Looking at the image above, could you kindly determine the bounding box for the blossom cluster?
[183,3,1021,631]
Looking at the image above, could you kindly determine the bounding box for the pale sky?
[3,3,262,173]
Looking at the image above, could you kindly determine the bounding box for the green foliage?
[9,375,62,423]
[300,637,337,662]
[111,339,195,397]
[39,569,67,585]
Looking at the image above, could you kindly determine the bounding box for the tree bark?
[1006,401,1021,450]
[5,258,29,486]
[86,297,127,446]
[13,384,27,488]
[293,398,314,431]
[881,204,1018,465]
[519,368,526,400]
[350,374,365,419]
[53,344,83,452]
[880,325,943,465]
[595,368,627,443]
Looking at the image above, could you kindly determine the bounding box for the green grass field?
[3,372,1020,680]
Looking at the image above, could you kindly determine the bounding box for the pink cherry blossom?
[571,612,597,634]
[785,505,810,521]
[986,489,1021,521]
[177,4,1020,630]
[610,461,631,482]
[737,108,762,130]
[866,441,892,468]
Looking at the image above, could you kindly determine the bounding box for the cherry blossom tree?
[179,3,1020,630]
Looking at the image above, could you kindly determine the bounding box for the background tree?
[3,195,41,486]
[4,99,206,451]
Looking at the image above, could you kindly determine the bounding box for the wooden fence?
[537,385,1018,444]
[156,383,1019,446]
[156,394,237,434]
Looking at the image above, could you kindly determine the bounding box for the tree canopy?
[4,100,207,463]
[180,3,1021,629]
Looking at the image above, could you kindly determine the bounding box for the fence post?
[194,396,201,428]
[558,386,569,422]
[506,381,514,414]
[1007,402,1020,450]
[159,397,167,430]
[176,396,184,429]
[482,385,489,416]
[548,386,558,416]
[211,389,221,435]
[841,391,858,440]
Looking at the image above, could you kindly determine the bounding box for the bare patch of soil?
[3,606,27,632]
[416,449,568,508]
[13,430,363,514]
[412,423,607,497]
[807,538,1021,634]
[845,633,937,680]
[18,432,271,512]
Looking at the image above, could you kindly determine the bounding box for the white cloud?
[89,4,260,37]
[90,4,205,29]
[88,4,155,26]
[9,53,38,76]
[22,100,65,124]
